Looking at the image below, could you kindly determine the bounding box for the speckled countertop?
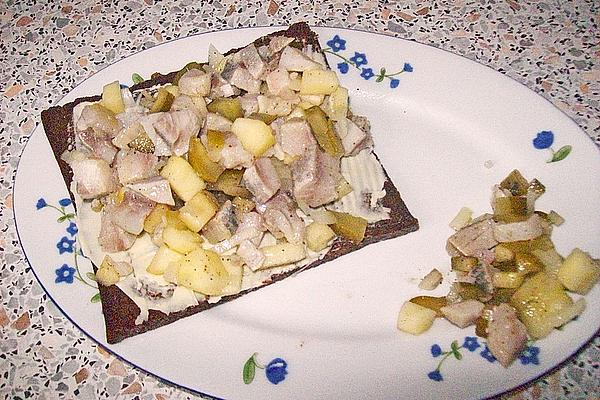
[1,1,599,399]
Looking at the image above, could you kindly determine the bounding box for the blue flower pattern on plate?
[57,236,75,254]
[36,197,99,301]
[426,336,540,381]
[326,35,346,52]
[55,264,76,284]
[532,130,571,163]
[360,68,375,80]
[265,358,288,384]
[323,34,412,87]
[66,222,78,236]
[519,345,540,365]
[480,344,497,363]
[349,52,367,67]
[243,353,288,385]
[337,62,349,74]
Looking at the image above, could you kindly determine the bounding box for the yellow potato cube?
[231,118,276,157]
[325,86,348,121]
[160,156,205,202]
[165,209,188,230]
[220,255,244,296]
[162,226,202,254]
[558,248,600,294]
[95,256,120,286]
[305,222,336,252]
[178,190,219,232]
[147,244,184,275]
[300,69,339,95]
[397,301,437,335]
[176,248,230,295]
[143,204,170,234]
[101,80,125,114]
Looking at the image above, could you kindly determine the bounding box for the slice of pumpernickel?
[41,22,419,344]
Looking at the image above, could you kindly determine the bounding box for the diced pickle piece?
[493,196,529,222]
[188,137,225,183]
[248,112,278,125]
[329,211,368,244]
[557,248,600,294]
[514,252,544,275]
[209,169,252,198]
[527,178,546,200]
[305,106,344,157]
[494,243,515,263]
[409,296,447,317]
[487,288,517,306]
[206,129,225,153]
[454,282,487,301]
[499,169,529,196]
[511,272,581,339]
[207,98,244,121]
[451,255,478,272]
[492,271,524,288]
[232,196,255,219]
[173,61,203,85]
[150,87,175,113]
[128,131,156,153]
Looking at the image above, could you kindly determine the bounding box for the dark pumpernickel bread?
[41,22,419,344]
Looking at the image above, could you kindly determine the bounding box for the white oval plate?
[14,26,600,399]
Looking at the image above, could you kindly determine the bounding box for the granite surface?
[1,0,599,399]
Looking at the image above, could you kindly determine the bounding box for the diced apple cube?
[397,301,437,335]
[101,80,125,114]
[231,118,276,157]
[162,226,202,254]
[305,222,336,252]
[147,244,184,275]
[178,190,219,232]
[558,248,600,294]
[160,156,205,202]
[176,248,230,295]
[261,242,307,269]
[300,69,339,95]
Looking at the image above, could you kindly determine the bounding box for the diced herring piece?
[486,303,528,367]
[440,299,484,328]
[242,157,281,203]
